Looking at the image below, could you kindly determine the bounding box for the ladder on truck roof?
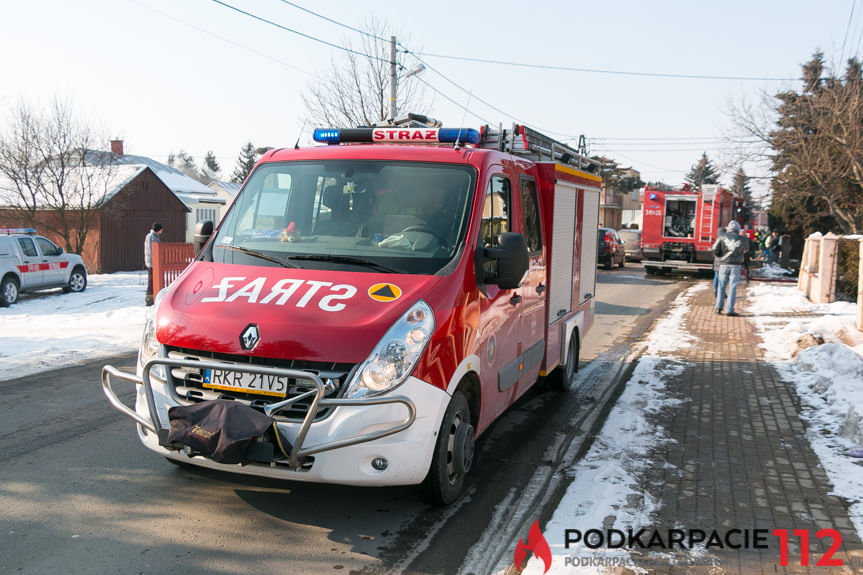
[478,124,602,172]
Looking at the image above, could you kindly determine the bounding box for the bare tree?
[730,52,863,235]
[302,19,431,127]
[0,99,116,253]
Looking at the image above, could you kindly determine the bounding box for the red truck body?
[640,184,741,274]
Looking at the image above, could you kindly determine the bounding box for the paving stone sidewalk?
[632,283,863,574]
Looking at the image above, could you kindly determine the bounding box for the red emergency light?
[313,127,480,145]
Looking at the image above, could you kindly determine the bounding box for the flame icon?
[513,519,552,573]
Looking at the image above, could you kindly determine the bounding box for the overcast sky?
[1,0,860,191]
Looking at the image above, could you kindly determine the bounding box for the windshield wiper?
[217,244,298,268]
[286,254,402,273]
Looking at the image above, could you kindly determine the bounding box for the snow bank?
[747,283,863,538]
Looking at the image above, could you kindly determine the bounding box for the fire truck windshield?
[211,160,477,275]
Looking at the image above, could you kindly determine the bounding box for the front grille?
[164,346,356,422]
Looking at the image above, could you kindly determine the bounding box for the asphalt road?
[0,263,689,575]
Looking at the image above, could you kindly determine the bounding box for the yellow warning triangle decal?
[368,283,402,302]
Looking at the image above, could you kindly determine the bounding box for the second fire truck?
[640,183,743,275]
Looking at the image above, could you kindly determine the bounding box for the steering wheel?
[401,225,450,248]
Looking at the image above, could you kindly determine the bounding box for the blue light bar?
[438,128,480,145]
[313,129,340,143]
[313,127,480,145]
[0,227,36,235]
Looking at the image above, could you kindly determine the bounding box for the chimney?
[110,139,124,156]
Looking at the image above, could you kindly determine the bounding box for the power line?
[127,0,309,75]
[207,0,391,64]
[275,0,389,42]
[590,136,732,142]
[420,53,800,82]
[269,0,581,137]
[841,0,857,63]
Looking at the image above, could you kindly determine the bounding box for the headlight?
[138,289,167,380]
[345,300,435,399]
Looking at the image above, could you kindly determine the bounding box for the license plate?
[202,368,289,398]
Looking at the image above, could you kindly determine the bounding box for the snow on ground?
[519,283,706,575]
[0,271,148,381]
[746,282,863,538]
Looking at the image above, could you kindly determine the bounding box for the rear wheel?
[0,276,19,306]
[548,333,579,392]
[644,265,658,275]
[420,391,474,506]
[63,266,87,293]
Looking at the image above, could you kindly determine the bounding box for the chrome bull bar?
[102,357,416,470]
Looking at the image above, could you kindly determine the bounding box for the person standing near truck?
[712,221,750,316]
[143,223,163,306]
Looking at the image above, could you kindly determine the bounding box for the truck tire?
[420,391,474,506]
[644,266,658,275]
[548,332,579,392]
[63,266,87,293]
[0,276,19,307]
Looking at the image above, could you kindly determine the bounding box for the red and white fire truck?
[640,183,742,275]
[102,118,601,504]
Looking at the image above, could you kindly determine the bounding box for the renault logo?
[240,324,260,350]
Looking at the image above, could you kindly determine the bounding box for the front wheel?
[420,391,474,506]
[0,276,19,306]
[63,266,87,293]
[548,333,579,391]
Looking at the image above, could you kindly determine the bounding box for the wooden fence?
[152,242,195,293]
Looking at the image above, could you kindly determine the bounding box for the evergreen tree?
[204,151,220,173]
[685,152,720,188]
[731,168,755,224]
[231,142,257,184]
[199,150,221,184]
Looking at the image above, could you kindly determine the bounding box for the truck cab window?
[481,175,511,248]
[520,177,542,253]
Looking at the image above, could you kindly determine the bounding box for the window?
[35,237,61,256]
[211,160,476,275]
[481,175,511,248]
[520,177,542,252]
[17,237,37,257]
[196,208,217,224]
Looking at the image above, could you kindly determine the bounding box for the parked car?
[0,228,88,306]
[598,227,625,269]
[618,228,643,262]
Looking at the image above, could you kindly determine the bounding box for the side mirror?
[194,220,214,254]
[483,232,529,290]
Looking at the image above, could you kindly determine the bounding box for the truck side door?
[35,236,66,285]
[515,175,546,396]
[15,236,43,288]
[477,172,521,426]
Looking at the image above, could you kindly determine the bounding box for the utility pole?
[388,35,397,124]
